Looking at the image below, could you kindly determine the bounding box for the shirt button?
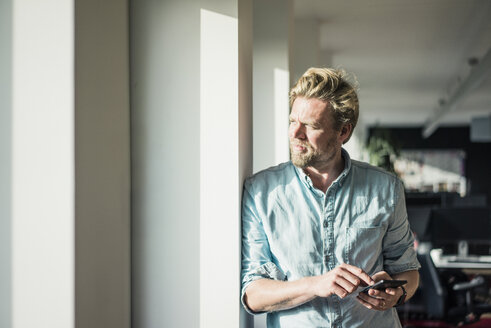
[323,220,328,228]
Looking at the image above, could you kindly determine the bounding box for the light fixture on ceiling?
[470,115,491,142]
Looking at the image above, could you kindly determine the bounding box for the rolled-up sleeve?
[382,180,421,275]
[241,180,287,314]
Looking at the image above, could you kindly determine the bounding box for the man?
[241,67,420,327]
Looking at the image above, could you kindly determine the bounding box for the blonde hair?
[289,67,359,142]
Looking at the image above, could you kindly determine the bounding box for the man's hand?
[311,263,374,299]
[356,271,402,311]
[244,263,374,313]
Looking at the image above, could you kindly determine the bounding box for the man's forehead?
[290,97,332,120]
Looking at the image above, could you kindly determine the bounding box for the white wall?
[343,119,369,161]
[292,19,334,86]
[0,0,12,327]
[130,0,252,327]
[292,19,320,83]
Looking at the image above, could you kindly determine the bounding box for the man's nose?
[289,123,305,139]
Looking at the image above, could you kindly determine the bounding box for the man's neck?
[303,153,345,193]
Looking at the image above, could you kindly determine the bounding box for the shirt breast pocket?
[345,226,385,273]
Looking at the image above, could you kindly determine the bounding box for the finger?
[357,295,386,311]
[385,288,397,296]
[341,264,375,286]
[368,289,384,299]
[359,289,385,305]
[357,291,374,303]
[372,297,386,309]
[335,276,360,296]
[382,291,399,307]
[357,295,374,310]
[331,281,354,298]
[337,270,362,287]
[370,289,391,298]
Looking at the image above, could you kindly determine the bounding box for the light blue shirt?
[241,149,420,328]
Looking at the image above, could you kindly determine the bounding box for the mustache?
[290,141,311,148]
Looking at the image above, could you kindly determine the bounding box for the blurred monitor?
[450,194,487,208]
[407,206,432,242]
[406,192,443,207]
[429,207,491,255]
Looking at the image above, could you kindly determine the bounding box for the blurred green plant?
[365,128,401,175]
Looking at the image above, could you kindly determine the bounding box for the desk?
[430,248,491,269]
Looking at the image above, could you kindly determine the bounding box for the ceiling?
[293,0,491,132]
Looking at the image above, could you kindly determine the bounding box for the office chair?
[416,252,491,326]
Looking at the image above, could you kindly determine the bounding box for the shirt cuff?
[241,262,287,315]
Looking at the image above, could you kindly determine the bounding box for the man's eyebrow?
[290,116,319,125]
[299,119,320,127]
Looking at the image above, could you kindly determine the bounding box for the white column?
[131,0,253,327]
[74,0,131,327]
[0,0,13,327]
[253,0,293,173]
[200,8,239,327]
[239,0,254,326]
[4,1,131,327]
[11,1,75,327]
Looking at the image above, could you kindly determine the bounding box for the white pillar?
[74,0,131,327]
[3,1,131,327]
[0,0,13,327]
[253,0,293,173]
[239,1,254,326]
[11,1,75,326]
[130,0,253,327]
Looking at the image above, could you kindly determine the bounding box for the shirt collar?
[337,148,352,186]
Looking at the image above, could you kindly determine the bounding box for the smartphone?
[360,279,407,294]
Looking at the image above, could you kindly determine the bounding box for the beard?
[290,141,323,168]
[290,138,339,169]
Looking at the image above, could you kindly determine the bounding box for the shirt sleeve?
[241,180,287,315]
[382,179,421,275]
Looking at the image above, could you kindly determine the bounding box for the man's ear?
[339,124,353,144]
